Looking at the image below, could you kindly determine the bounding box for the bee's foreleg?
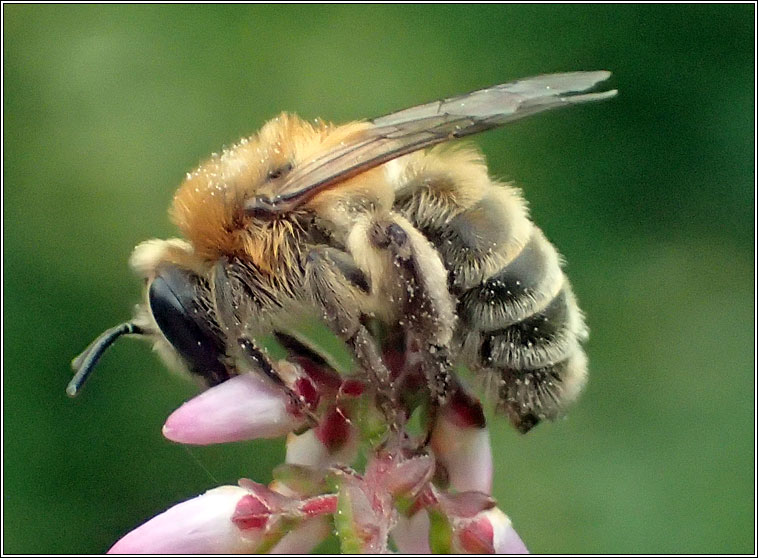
[211,259,318,425]
[235,336,319,426]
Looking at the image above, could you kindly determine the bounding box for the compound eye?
[148,265,230,386]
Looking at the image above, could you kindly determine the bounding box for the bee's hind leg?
[365,217,457,438]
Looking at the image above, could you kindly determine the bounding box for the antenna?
[67,322,144,397]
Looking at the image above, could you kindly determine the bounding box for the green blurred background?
[4,4,754,554]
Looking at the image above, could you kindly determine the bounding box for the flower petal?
[285,423,358,469]
[268,517,331,554]
[163,373,305,445]
[431,411,493,494]
[334,474,393,553]
[391,510,432,554]
[108,486,263,554]
[488,508,529,555]
[452,507,529,554]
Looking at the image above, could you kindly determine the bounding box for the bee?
[69,71,616,433]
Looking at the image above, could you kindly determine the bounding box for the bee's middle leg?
[303,246,401,428]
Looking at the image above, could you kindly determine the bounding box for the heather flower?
[163,373,306,444]
[108,351,528,554]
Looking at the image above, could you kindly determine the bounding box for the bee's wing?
[248,71,616,214]
[371,70,616,128]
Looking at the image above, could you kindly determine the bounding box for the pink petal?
[453,508,529,554]
[431,414,493,494]
[268,517,331,554]
[108,486,263,554]
[285,425,358,469]
[488,508,529,554]
[437,490,496,519]
[368,452,435,500]
[163,374,305,444]
[391,510,432,554]
[314,405,352,453]
[337,475,394,553]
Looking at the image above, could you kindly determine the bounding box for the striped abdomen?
[394,153,588,432]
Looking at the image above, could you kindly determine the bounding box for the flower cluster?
[107,356,529,554]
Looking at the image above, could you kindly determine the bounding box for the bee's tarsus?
[67,322,143,397]
[236,335,319,426]
[513,412,541,435]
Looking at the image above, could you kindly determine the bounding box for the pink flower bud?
[162,373,306,445]
[107,486,265,554]
[367,452,435,500]
[453,508,529,555]
[335,473,395,553]
[391,510,432,554]
[268,517,331,554]
[285,418,358,469]
[431,394,493,494]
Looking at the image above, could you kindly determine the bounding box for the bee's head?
[68,241,231,397]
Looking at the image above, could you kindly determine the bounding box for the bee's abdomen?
[477,282,582,370]
[457,228,564,332]
[397,178,588,432]
[457,224,586,364]
[454,223,588,430]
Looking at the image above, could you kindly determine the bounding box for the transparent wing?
[247,71,616,214]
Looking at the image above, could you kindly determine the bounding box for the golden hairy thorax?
[170,113,392,275]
